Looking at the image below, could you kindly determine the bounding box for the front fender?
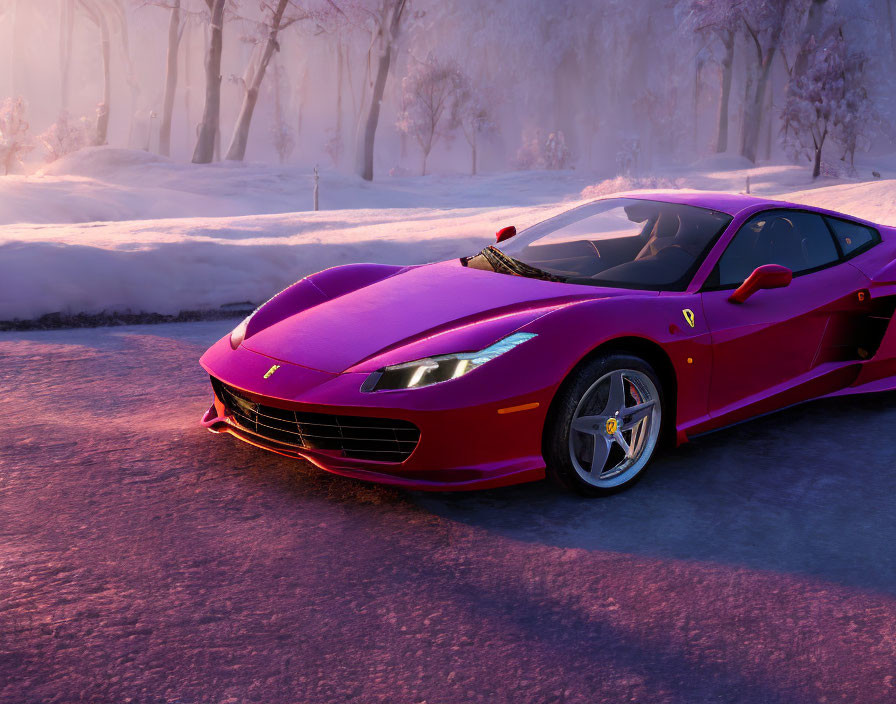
[508,294,713,441]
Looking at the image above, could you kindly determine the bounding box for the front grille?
[211,377,420,463]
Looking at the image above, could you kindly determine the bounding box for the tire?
[544,353,665,497]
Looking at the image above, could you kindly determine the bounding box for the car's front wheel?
[545,353,664,496]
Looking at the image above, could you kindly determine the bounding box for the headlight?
[361,333,537,392]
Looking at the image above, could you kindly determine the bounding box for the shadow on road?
[416,392,896,595]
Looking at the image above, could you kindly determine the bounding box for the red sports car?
[200,192,896,495]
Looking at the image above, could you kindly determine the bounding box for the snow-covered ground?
[2,147,896,322]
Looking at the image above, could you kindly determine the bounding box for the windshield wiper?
[478,246,566,283]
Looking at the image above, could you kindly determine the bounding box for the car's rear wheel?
[545,354,664,496]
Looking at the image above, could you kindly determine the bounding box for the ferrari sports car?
[200,192,896,495]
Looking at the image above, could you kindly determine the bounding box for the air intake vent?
[210,377,420,463]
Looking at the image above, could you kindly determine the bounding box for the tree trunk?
[159,0,181,157]
[192,0,225,164]
[356,0,407,182]
[59,0,74,113]
[812,129,826,179]
[716,31,734,153]
[183,25,193,147]
[95,9,111,145]
[335,40,344,154]
[763,91,773,161]
[225,0,289,161]
[888,0,896,65]
[10,0,20,95]
[471,140,477,176]
[740,49,775,163]
[357,46,393,181]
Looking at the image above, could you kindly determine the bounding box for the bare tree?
[76,0,113,144]
[355,0,410,181]
[739,0,812,163]
[225,0,304,161]
[396,54,461,175]
[455,71,495,175]
[269,62,295,164]
[684,0,740,153]
[192,0,226,163]
[59,0,75,113]
[158,0,185,156]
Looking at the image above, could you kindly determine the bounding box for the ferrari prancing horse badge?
[682,309,696,328]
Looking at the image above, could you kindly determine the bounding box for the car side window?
[825,216,879,257]
[712,210,840,288]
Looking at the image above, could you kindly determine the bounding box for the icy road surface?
[2,320,896,703]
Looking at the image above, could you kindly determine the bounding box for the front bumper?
[199,338,551,491]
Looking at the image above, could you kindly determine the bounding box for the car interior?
[508,201,732,289]
[710,211,840,288]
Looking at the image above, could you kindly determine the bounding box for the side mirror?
[728,264,793,304]
[496,225,517,243]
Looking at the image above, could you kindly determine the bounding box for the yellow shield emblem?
[263,364,281,379]
[605,417,618,435]
[682,308,696,328]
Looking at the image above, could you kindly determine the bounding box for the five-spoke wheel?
[545,354,664,496]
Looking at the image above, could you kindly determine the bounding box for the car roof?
[618,191,797,217]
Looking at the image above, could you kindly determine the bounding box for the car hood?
[241,260,636,373]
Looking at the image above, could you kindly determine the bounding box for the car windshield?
[482,198,732,291]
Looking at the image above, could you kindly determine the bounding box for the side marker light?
[497,402,540,415]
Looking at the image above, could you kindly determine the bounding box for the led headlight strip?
[361,332,537,392]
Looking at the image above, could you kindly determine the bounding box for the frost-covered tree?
[39,111,89,162]
[544,131,571,170]
[454,76,495,175]
[780,29,872,178]
[396,54,462,175]
[514,128,572,170]
[0,97,33,174]
[514,128,545,170]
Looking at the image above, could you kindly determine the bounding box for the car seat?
[755,216,806,272]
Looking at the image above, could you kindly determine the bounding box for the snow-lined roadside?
[0,148,593,226]
[0,203,576,321]
[2,148,896,323]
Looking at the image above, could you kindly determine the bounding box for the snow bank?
[0,147,590,226]
[688,153,757,172]
[2,149,896,322]
[0,203,575,320]
[777,180,896,225]
[581,175,683,199]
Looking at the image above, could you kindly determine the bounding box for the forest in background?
[1,0,895,181]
